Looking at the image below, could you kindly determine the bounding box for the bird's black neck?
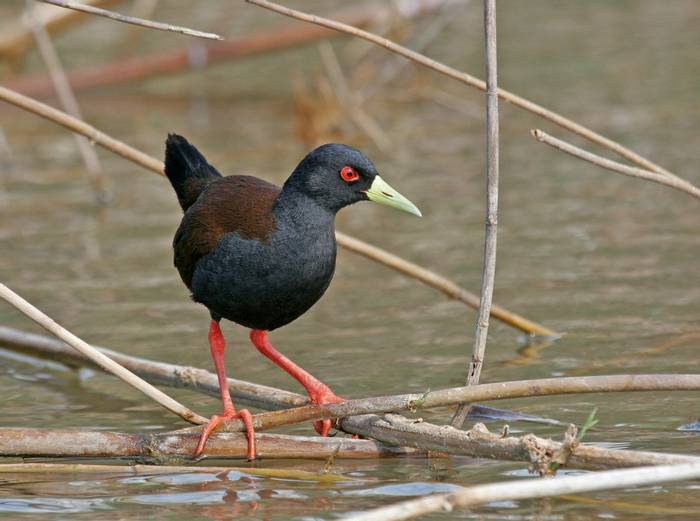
[273,185,336,231]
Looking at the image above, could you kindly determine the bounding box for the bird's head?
[284,143,421,216]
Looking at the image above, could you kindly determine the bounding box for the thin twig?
[113,0,160,53]
[37,0,222,40]
[532,129,700,200]
[183,374,700,435]
[340,463,700,521]
[25,0,108,203]
[0,85,554,336]
[0,283,207,425]
[245,0,680,180]
[451,0,499,428]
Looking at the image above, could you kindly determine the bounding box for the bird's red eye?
[340,166,360,183]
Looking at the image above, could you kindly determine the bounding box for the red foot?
[194,408,256,461]
[308,385,345,437]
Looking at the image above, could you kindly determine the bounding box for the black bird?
[164,134,421,459]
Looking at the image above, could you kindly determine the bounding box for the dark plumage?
[166,135,381,330]
[163,134,420,460]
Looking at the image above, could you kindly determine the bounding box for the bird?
[164,134,421,460]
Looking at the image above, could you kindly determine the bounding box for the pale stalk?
[0,283,207,425]
[451,0,499,428]
[341,463,700,521]
[532,129,700,200]
[38,0,222,40]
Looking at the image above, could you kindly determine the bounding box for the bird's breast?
[190,221,337,330]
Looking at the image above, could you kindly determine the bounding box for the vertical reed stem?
[452,0,499,428]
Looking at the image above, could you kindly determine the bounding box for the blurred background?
[0,1,698,519]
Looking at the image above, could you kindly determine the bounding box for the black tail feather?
[164,134,223,211]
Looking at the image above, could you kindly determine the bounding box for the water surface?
[0,0,698,519]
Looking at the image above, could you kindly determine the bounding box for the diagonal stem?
[0,282,207,425]
[531,129,700,200]
[245,0,681,181]
[37,0,222,40]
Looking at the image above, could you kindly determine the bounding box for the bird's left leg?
[194,320,256,459]
[249,329,343,436]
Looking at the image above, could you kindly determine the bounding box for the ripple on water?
[115,489,232,506]
[0,497,110,514]
[341,482,463,498]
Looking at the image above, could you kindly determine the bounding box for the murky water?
[1,0,699,519]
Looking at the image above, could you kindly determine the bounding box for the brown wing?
[173,175,281,288]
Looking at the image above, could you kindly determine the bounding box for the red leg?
[250,329,343,436]
[194,320,256,460]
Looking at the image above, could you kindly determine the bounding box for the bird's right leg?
[194,319,256,460]
[249,329,343,437]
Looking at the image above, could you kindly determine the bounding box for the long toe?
[194,414,226,458]
[237,409,256,461]
[194,410,257,460]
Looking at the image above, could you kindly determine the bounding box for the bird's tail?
[164,134,223,211]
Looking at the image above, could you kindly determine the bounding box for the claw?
[314,418,333,437]
[309,385,344,437]
[194,408,256,460]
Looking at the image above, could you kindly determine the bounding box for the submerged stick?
[0,283,207,425]
[37,0,222,40]
[451,0,500,429]
[341,462,700,521]
[0,428,417,461]
[0,462,353,483]
[531,129,700,200]
[245,0,679,180]
[0,85,553,336]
